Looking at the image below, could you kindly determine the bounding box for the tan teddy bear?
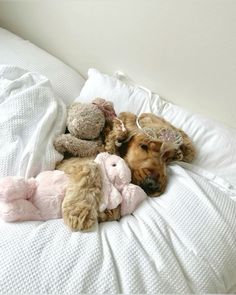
[54,98,118,157]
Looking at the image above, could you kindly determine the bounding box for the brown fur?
[57,157,121,231]
[102,117,128,154]
[58,112,196,231]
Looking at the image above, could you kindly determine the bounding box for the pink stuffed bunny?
[95,152,147,216]
[0,171,68,222]
[0,153,146,223]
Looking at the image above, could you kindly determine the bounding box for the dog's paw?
[63,206,97,231]
[98,206,121,223]
[174,149,183,161]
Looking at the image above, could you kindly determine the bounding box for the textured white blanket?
[0,164,235,293]
[0,65,66,177]
[0,65,236,294]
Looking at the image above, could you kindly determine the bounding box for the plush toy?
[0,171,68,222]
[95,152,147,216]
[0,153,147,225]
[54,98,117,157]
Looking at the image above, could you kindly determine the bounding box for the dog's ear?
[160,142,180,163]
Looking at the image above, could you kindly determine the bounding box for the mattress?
[0,28,236,294]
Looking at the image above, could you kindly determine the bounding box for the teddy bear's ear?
[92,98,116,121]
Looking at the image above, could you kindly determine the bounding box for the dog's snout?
[141,175,160,195]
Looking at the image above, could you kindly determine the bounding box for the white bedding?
[0,57,236,292]
[0,164,235,293]
[0,65,66,178]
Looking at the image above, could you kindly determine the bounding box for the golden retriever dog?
[57,112,195,231]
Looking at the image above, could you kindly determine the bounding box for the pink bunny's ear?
[95,152,123,211]
[116,158,131,186]
[106,185,122,210]
[94,152,111,163]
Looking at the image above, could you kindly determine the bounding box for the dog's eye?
[140,144,148,151]
[112,163,117,167]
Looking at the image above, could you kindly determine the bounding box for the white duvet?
[0,65,66,178]
[0,164,235,293]
[0,66,236,294]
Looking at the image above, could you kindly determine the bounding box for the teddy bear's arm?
[54,134,104,157]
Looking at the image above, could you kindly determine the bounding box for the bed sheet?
[0,164,235,294]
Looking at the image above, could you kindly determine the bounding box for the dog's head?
[117,112,179,196]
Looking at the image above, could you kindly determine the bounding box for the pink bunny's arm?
[121,184,147,216]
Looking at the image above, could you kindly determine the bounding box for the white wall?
[0,0,235,127]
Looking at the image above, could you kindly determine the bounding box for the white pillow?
[78,68,164,114]
[0,28,85,105]
[78,68,236,188]
[158,102,236,189]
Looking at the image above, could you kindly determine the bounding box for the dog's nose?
[140,175,160,195]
